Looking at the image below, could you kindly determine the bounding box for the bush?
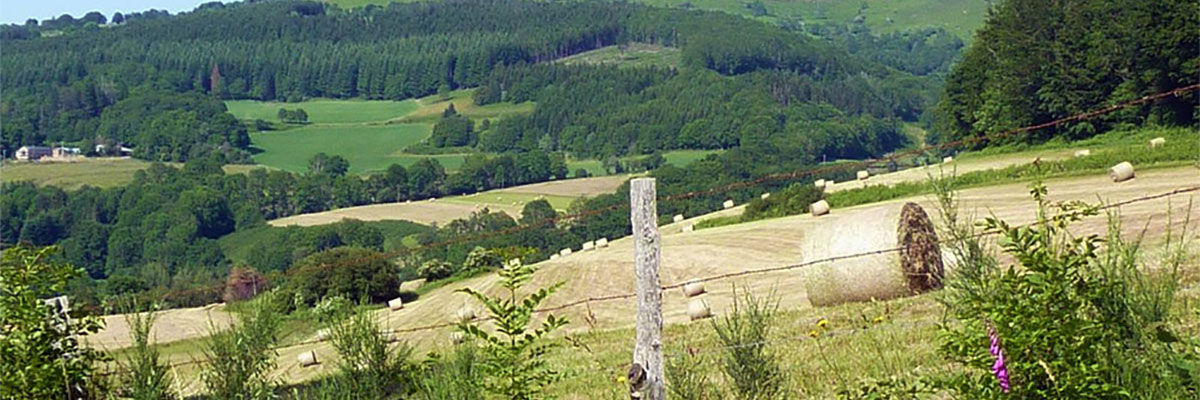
[416,259,455,280]
[287,247,400,306]
[321,306,413,399]
[119,306,176,400]
[456,260,568,399]
[711,286,785,400]
[667,347,721,400]
[741,182,823,222]
[937,181,1199,398]
[416,344,484,399]
[201,291,282,400]
[0,246,108,400]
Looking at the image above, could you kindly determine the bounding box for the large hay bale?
[814,179,826,189]
[312,328,330,341]
[810,200,830,217]
[596,237,609,248]
[761,192,771,200]
[582,241,595,251]
[682,281,705,297]
[298,350,319,367]
[673,214,685,223]
[550,254,560,260]
[802,202,944,307]
[682,225,694,232]
[1109,161,1135,182]
[856,170,870,180]
[687,299,712,321]
[943,156,954,164]
[399,278,426,292]
[559,248,573,256]
[723,199,735,209]
[1149,137,1166,148]
[1074,149,1091,158]
[387,297,404,311]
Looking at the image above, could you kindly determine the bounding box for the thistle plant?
[456,260,568,400]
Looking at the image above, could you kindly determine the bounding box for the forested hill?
[1,0,922,161]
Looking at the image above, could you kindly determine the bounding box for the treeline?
[935,0,1198,144]
[472,64,918,159]
[797,23,964,77]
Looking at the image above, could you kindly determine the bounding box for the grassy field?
[325,0,988,40]
[441,191,579,211]
[567,149,722,176]
[391,89,534,124]
[556,42,682,69]
[250,124,452,174]
[0,158,264,190]
[226,99,419,124]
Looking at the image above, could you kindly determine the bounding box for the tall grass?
[118,306,177,400]
[711,287,785,400]
[201,292,282,400]
[320,306,413,399]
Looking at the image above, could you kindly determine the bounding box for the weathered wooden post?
[628,178,664,400]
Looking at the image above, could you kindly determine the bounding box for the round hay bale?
[687,299,712,321]
[682,225,694,232]
[814,179,826,189]
[298,350,318,367]
[1109,161,1135,182]
[450,331,466,344]
[559,248,573,256]
[1073,149,1091,158]
[761,192,771,200]
[387,297,404,311]
[456,308,476,323]
[943,156,954,164]
[856,170,870,180]
[550,254,560,260]
[673,214,685,223]
[723,199,735,209]
[1149,137,1166,148]
[801,202,944,307]
[582,241,595,251]
[810,200,830,217]
[312,328,330,341]
[596,237,609,248]
[682,281,705,297]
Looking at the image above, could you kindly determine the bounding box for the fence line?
[91,82,1200,305]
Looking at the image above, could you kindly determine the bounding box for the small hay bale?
[400,278,426,292]
[943,156,954,163]
[1073,149,1091,157]
[723,199,735,209]
[582,241,595,251]
[814,179,826,188]
[1149,137,1166,148]
[682,225,694,232]
[682,281,705,297]
[559,248,573,256]
[596,237,609,247]
[826,179,836,186]
[810,200,830,217]
[673,214,685,223]
[387,297,405,311]
[450,331,466,344]
[687,299,712,321]
[456,308,476,323]
[801,202,944,307]
[312,329,330,341]
[1109,161,1135,182]
[298,350,319,367]
[856,170,870,180]
[549,254,560,260]
[761,192,771,200]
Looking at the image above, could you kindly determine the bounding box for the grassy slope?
[556,42,682,69]
[0,159,264,190]
[325,0,988,40]
[219,220,430,264]
[225,99,419,124]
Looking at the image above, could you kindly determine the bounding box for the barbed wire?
[101,82,1200,307]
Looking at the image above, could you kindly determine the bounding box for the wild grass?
[556,43,682,69]
[249,123,439,174]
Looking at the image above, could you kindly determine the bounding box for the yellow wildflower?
[808,329,820,338]
[816,318,829,329]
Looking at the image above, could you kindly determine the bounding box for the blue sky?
[1,1,231,24]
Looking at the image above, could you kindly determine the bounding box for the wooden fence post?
[628,178,664,400]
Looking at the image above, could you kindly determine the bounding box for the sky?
[1,0,232,25]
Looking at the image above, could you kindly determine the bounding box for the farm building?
[52,147,82,158]
[15,146,52,160]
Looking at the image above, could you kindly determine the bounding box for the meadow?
[0,158,264,189]
[248,123,459,174]
[556,42,682,69]
[225,99,419,124]
[567,149,722,176]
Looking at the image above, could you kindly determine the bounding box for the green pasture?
[225,99,418,124]
[249,123,466,174]
[557,43,682,69]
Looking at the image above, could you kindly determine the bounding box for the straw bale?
[1109,162,1134,182]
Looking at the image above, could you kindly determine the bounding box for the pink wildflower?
[988,324,1011,393]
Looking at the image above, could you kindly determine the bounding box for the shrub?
[456,260,568,399]
[416,258,454,280]
[287,247,400,306]
[119,305,176,400]
[416,344,484,399]
[666,347,721,400]
[711,286,785,400]
[937,181,1199,398]
[322,306,413,399]
[740,182,823,222]
[201,291,282,400]
[0,246,108,400]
